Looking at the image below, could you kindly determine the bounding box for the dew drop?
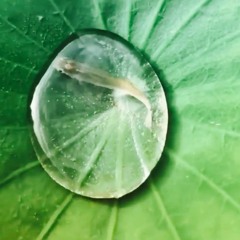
[30,29,168,199]
[37,15,44,22]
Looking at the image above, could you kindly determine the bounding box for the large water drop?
[31,29,168,198]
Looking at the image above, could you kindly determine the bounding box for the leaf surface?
[1,0,240,239]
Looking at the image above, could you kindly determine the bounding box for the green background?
[1,0,240,239]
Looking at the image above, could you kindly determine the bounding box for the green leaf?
[1,0,240,239]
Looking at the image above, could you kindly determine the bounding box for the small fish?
[53,57,152,128]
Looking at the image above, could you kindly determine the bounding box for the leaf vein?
[168,30,240,81]
[55,109,114,154]
[0,161,40,187]
[167,148,240,211]
[76,110,115,187]
[139,0,166,49]
[124,0,132,40]
[115,116,124,194]
[152,0,211,60]
[0,56,38,73]
[149,178,182,240]
[48,0,75,33]
[106,200,118,240]
[0,15,50,53]
[181,117,240,139]
[130,118,150,177]
[92,0,107,29]
[36,193,73,240]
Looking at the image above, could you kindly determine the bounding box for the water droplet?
[37,15,44,21]
[31,29,168,199]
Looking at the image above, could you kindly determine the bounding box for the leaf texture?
[1,0,240,239]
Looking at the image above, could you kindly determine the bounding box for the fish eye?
[62,63,77,74]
